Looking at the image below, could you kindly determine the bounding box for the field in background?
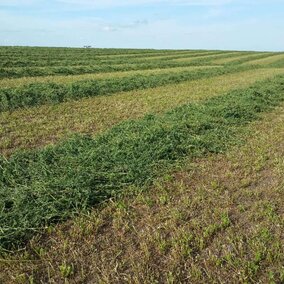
[0,47,284,283]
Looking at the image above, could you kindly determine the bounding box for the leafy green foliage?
[1,75,284,251]
[0,66,247,112]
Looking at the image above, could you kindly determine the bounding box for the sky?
[0,0,283,51]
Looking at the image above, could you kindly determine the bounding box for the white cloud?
[0,0,283,51]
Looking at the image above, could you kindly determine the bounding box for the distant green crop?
[0,60,213,79]
[1,75,284,251]
[222,53,279,66]
[0,51,225,68]
[0,51,260,79]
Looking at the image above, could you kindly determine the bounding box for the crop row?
[0,48,183,65]
[183,52,275,67]
[222,52,279,66]
[2,67,283,156]
[0,47,174,57]
[269,59,284,68]
[248,56,284,66]
[0,49,208,62]
[1,75,284,250]
[0,52,265,79]
[0,62,201,79]
[0,51,227,68]
[0,65,253,112]
[0,66,220,89]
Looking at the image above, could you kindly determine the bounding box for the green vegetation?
[2,103,284,283]
[0,49,277,79]
[1,47,284,283]
[1,67,284,156]
[0,61,215,79]
[0,57,224,79]
[0,49,224,78]
[0,50,224,68]
[0,66,217,89]
[244,53,284,65]
[211,52,264,65]
[1,75,284,251]
[0,65,251,112]
[222,52,278,65]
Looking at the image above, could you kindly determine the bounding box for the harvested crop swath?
[0,51,224,68]
[269,59,284,68]
[0,66,218,89]
[0,66,250,112]
[1,75,284,251]
[223,53,278,65]
[243,53,284,66]
[2,51,274,80]
[173,51,248,63]
[210,53,262,65]
[0,48,216,63]
[0,60,218,79]
[0,47,171,57]
[1,67,283,156]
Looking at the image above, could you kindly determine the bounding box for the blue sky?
[0,0,283,51]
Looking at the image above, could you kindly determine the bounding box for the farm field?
[0,47,284,283]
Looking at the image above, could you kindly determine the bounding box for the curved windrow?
[1,75,284,251]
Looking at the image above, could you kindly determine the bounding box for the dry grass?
[1,96,283,284]
[2,68,284,155]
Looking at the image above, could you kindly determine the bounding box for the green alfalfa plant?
[0,75,284,251]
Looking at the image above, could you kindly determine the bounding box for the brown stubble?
[1,109,283,283]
